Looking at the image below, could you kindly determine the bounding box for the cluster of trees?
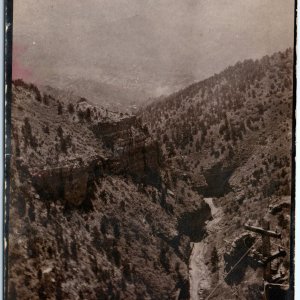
[56,126,72,154]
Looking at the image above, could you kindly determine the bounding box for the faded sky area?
[13,0,294,96]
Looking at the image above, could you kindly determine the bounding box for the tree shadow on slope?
[177,203,211,242]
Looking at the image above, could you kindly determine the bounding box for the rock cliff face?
[30,156,103,206]
[28,114,161,207]
[29,131,161,207]
[7,81,210,299]
[91,116,161,182]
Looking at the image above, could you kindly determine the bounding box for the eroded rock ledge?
[28,116,161,206]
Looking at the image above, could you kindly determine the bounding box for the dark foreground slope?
[7,81,211,299]
[140,49,293,299]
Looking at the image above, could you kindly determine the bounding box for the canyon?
[7,49,293,299]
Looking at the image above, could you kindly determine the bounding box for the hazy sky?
[13,0,295,95]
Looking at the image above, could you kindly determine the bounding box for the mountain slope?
[7,80,212,299]
[140,48,293,299]
[141,48,293,197]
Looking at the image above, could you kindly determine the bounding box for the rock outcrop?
[92,116,161,183]
[30,156,103,206]
[28,114,161,207]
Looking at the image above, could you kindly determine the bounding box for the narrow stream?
[189,198,222,300]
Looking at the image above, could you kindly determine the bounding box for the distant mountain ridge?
[38,78,149,113]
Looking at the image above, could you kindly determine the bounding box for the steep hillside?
[140,49,293,299]
[141,48,292,198]
[7,81,211,299]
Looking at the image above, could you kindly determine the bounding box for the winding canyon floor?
[189,198,223,300]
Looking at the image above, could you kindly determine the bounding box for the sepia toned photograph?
[5,1,295,299]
